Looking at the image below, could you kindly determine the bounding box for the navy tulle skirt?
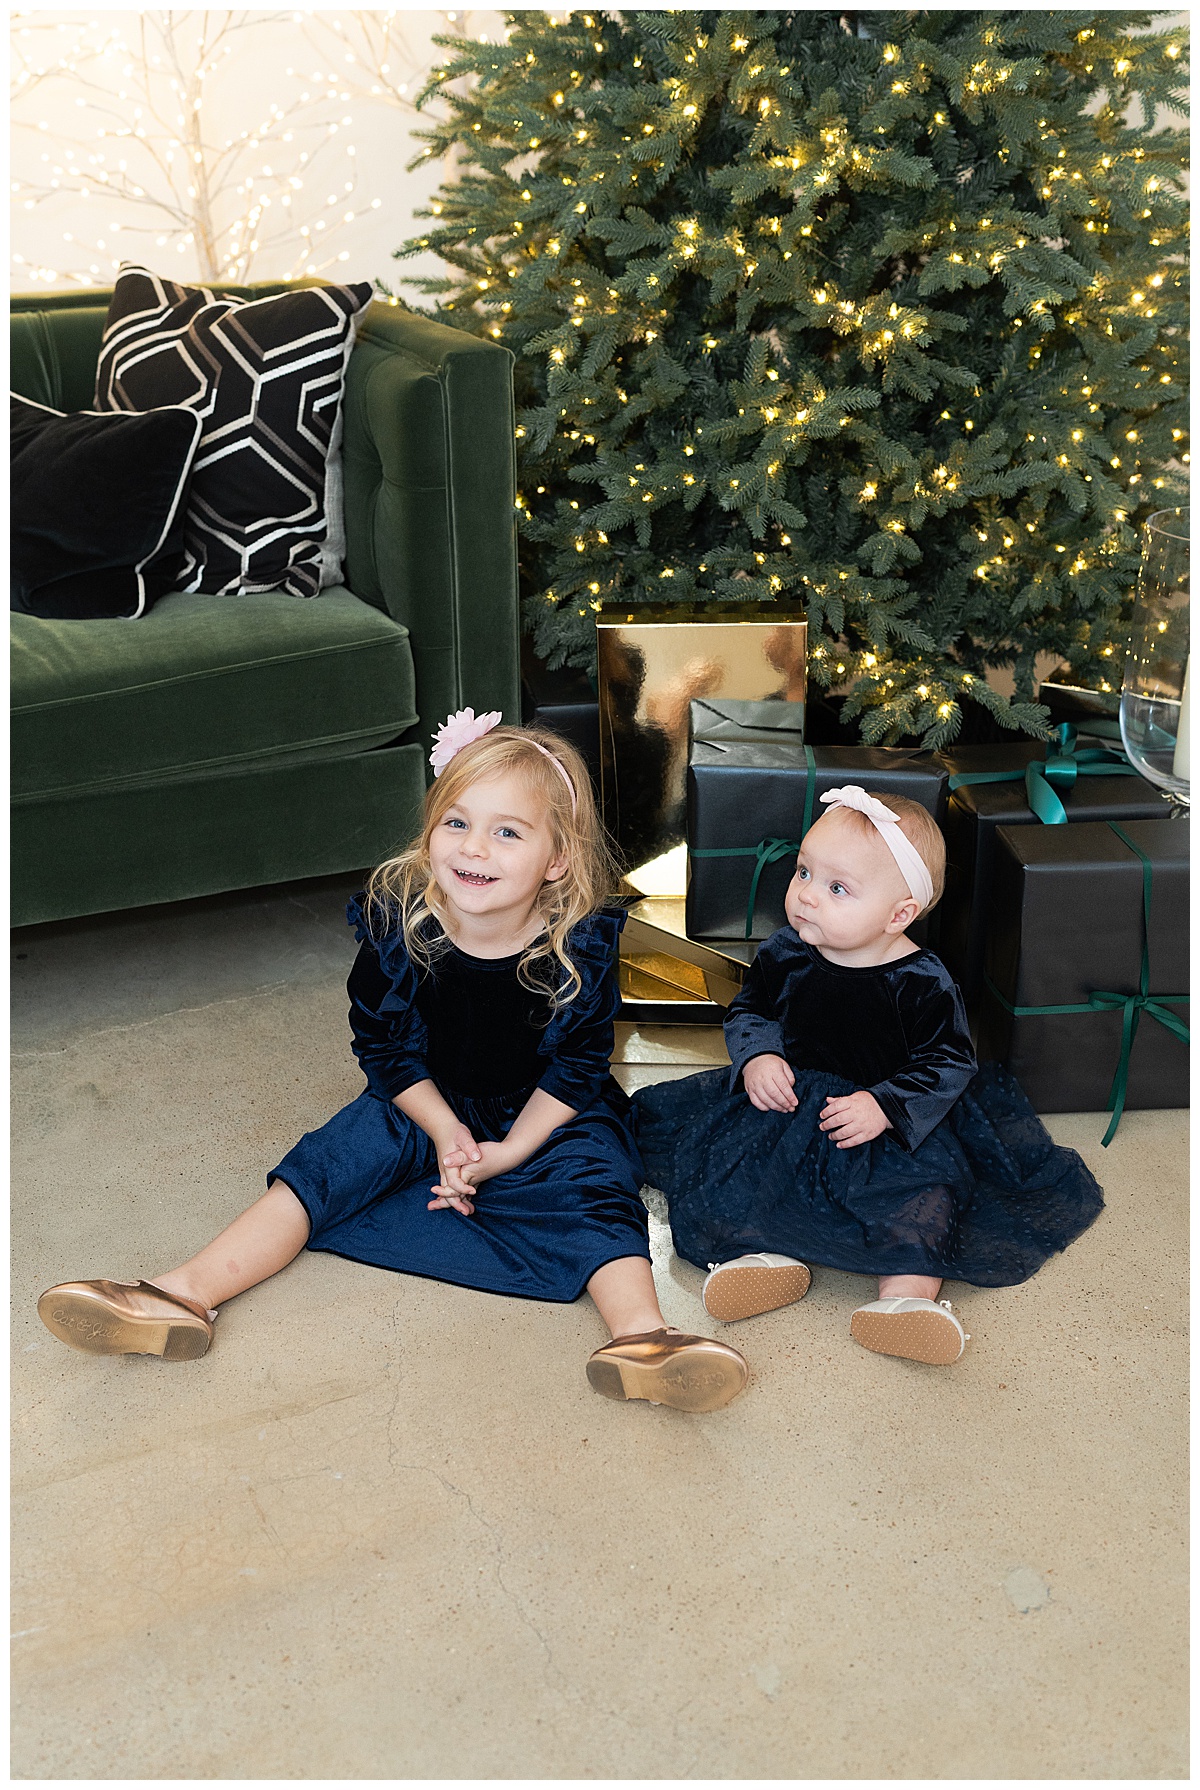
[634,1062,1104,1288]
[270,1077,650,1303]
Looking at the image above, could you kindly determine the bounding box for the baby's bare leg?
[153,1179,311,1312]
[878,1274,942,1300]
[853,1273,965,1364]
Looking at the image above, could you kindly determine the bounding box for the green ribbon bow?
[948,723,1141,826]
[691,745,818,938]
[984,820,1189,1145]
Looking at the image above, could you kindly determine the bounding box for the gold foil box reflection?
[597,603,806,882]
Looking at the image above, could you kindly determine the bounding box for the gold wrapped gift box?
[595,602,806,1021]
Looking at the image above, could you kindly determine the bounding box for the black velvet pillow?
[10,394,201,620]
[94,265,373,598]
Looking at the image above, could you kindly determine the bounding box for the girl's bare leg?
[152,1179,311,1312]
[585,1256,749,1411]
[586,1255,671,1338]
[879,1274,942,1301]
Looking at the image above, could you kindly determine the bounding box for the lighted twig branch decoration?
[303,10,490,181]
[10,9,493,290]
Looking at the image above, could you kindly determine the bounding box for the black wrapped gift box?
[977,817,1189,1119]
[938,743,1167,1004]
[1037,676,1122,743]
[689,696,806,746]
[686,739,948,942]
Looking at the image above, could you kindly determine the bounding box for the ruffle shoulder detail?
[346,890,376,948]
[564,904,626,971]
[345,891,418,1013]
[889,948,963,996]
[541,905,625,1048]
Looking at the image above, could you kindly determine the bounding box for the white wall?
[10,9,504,296]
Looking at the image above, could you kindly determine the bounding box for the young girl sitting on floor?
[635,786,1104,1365]
[38,713,748,1413]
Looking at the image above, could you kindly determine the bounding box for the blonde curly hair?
[365,726,619,1008]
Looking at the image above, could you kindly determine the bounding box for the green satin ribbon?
[984,820,1189,1145]
[691,745,816,938]
[948,723,1141,826]
[1064,716,1123,744]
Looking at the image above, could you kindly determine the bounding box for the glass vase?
[1120,507,1190,809]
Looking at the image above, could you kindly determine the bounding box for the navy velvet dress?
[270,899,650,1301]
[634,928,1104,1289]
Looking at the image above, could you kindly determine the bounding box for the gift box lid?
[687,741,948,838]
[985,817,1189,1009]
[690,737,945,772]
[951,772,1165,825]
[939,742,1046,783]
[690,735,806,773]
[942,742,1163,825]
[689,696,806,744]
[1037,677,1121,728]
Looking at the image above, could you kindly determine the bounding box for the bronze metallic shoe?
[586,1329,748,1412]
[37,1279,214,1360]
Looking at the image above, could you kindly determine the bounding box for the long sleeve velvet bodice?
[344,895,625,1114]
[724,927,977,1152]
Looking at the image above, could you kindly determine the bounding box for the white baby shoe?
[702,1253,811,1322]
[850,1297,968,1365]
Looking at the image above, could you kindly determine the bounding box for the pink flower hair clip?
[429,707,503,776]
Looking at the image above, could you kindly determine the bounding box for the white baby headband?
[818,785,935,912]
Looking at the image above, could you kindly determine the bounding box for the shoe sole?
[703,1262,811,1322]
[587,1345,748,1412]
[850,1308,964,1365]
[37,1287,211,1360]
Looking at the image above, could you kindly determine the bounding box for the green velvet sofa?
[11,283,520,927]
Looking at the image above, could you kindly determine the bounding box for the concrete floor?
[11,874,1189,1779]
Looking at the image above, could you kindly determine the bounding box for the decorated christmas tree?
[397,10,1188,745]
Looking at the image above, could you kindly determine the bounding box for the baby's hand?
[819,1090,892,1150]
[743,1053,798,1114]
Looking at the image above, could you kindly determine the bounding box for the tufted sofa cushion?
[12,586,417,803]
[10,304,109,413]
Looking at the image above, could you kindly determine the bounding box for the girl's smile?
[428,771,567,952]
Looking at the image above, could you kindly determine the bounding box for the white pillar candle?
[1172,655,1190,782]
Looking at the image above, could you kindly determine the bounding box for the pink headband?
[818,785,935,911]
[428,708,577,813]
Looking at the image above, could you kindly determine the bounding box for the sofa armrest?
[341,302,520,760]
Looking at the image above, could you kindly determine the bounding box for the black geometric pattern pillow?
[94,266,373,599]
